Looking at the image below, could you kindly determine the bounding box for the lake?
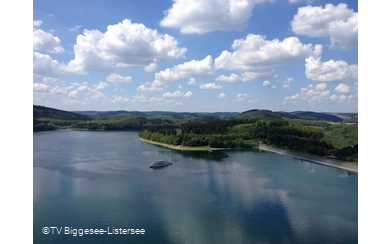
[34,130,358,244]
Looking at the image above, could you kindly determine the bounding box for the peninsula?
[138,136,358,173]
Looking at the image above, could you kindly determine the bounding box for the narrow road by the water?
[258,145,358,173]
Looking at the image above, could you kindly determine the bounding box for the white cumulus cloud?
[183,91,193,98]
[284,88,331,104]
[283,80,359,106]
[215,73,241,82]
[215,34,322,76]
[263,80,270,87]
[155,55,214,82]
[218,92,226,98]
[94,82,109,90]
[112,96,130,103]
[335,83,350,94]
[67,19,187,73]
[33,81,107,103]
[282,77,293,89]
[106,73,132,83]
[70,25,82,31]
[42,77,58,84]
[162,90,193,98]
[33,29,65,53]
[188,78,197,85]
[136,84,164,92]
[160,0,271,34]
[329,94,356,103]
[144,63,157,72]
[315,83,327,91]
[33,83,50,91]
[215,71,271,82]
[33,52,66,77]
[236,93,248,101]
[143,55,214,91]
[305,56,358,82]
[199,83,223,89]
[291,3,358,49]
[33,20,43,27]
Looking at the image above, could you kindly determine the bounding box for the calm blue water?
[33,130,358,244]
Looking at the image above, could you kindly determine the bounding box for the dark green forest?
[138,116,358,162]
[33,105,89,131]
[33,105,357,162]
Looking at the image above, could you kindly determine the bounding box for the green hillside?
[235,109,349,123]
[34,105,90,120]
[33,105,357,162]
[33,105,91,131]
[73,110,148,118]
[331,113,358,123]
[290,111,343,122]
[235,109,284,120]
[73,110,238,121]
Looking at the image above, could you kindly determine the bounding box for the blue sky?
[33,0,358,112]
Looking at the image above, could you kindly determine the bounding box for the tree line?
[70,116,177,131]
[250,120,332,156]
[139,130,254,149]
[138,118,358,160]
[180,118,259,135]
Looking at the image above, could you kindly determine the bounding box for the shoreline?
[258,145,358,173]
[138,137,358,173]
[137,137,243,151]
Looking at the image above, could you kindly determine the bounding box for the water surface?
[34,130,358,244]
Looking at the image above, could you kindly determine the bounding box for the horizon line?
[33,104,358,114]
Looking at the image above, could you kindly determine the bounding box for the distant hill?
[34,105,90,120]
[235,109,284,120]
[290,111,343,122]
[198,112,239,118]
[233,109,351,123]
[74,110,148,118]
[144,112,238,121]
[335,113,358,119]
[73,110,238,121]
[36,105,354,126]
[34,105,91,132]
[331,113,358,123]
[143,111,178,116]
[273,111,299,119]
[147,112,220,122]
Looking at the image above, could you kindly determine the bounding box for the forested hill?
[289,111,343,122]
[235,109,346,122]
[33,105,90,132]
[73,110,238,120]
[73,110,148,118]
[235,109,284,120]
[34,105,90,120]
[33,105,357,133]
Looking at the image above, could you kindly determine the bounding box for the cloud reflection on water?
[34,131,357,244]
